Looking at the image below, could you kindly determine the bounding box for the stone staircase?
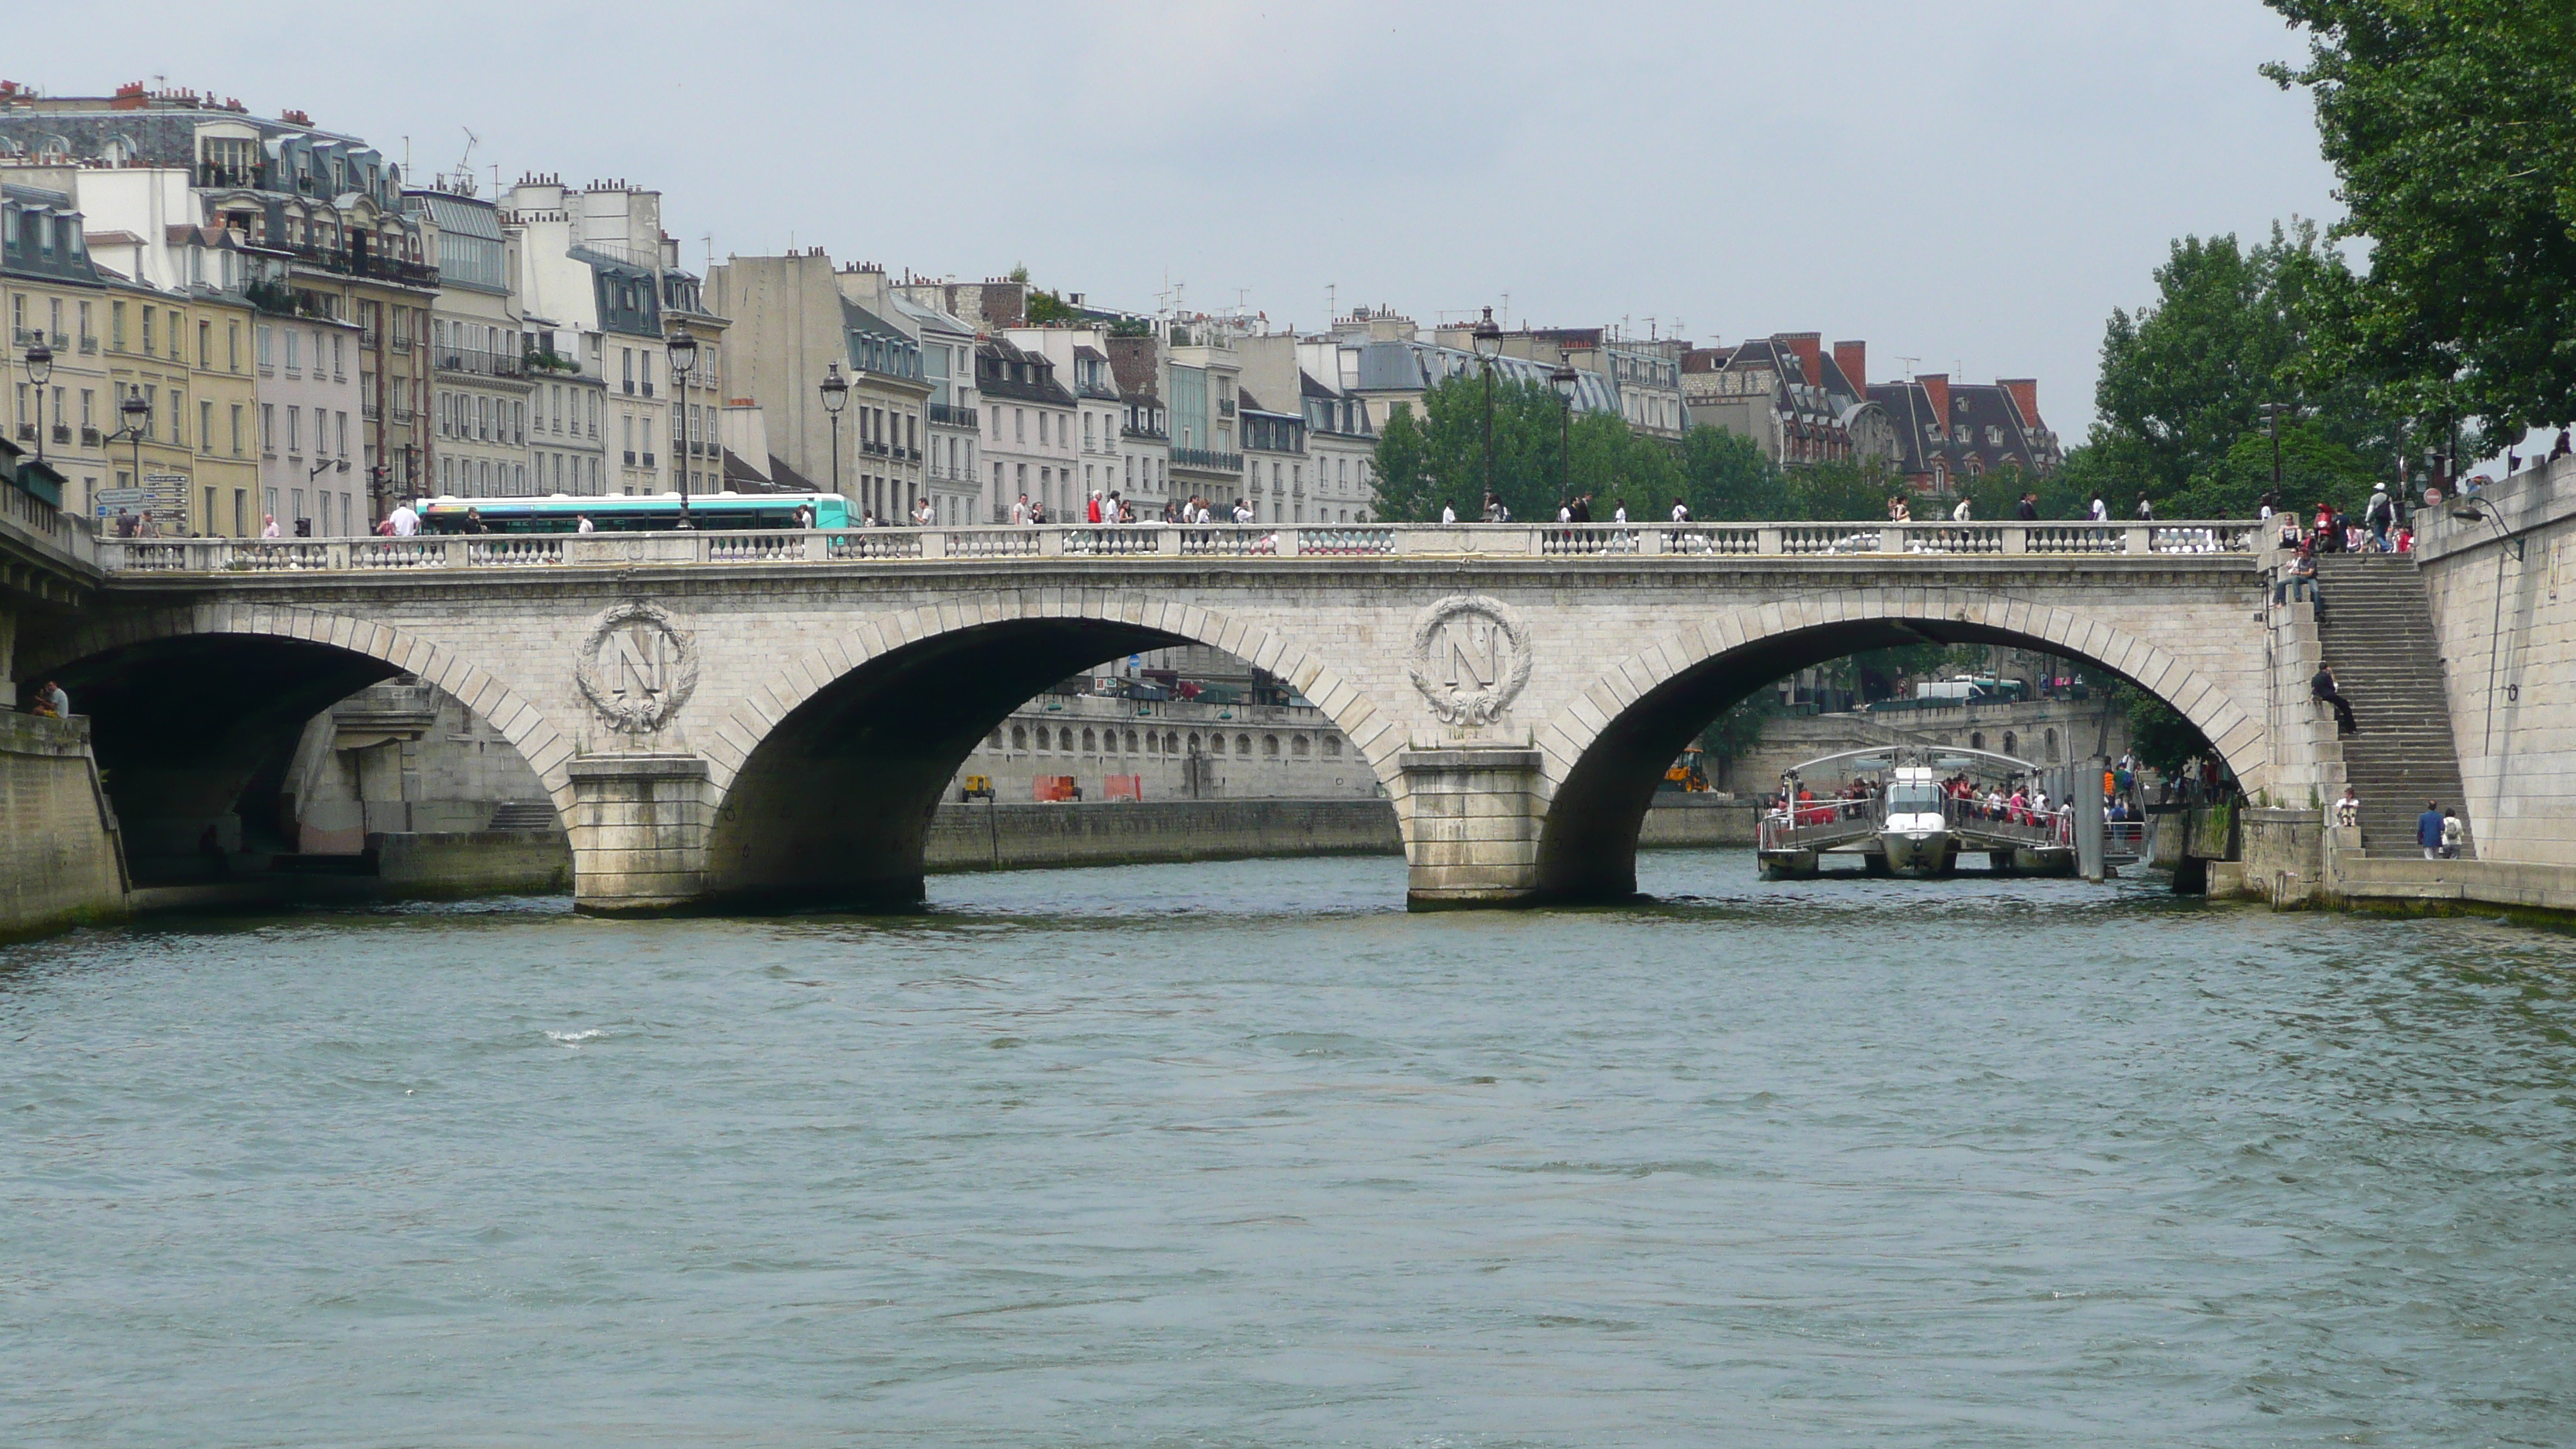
[484,799,560,831]
[2311,554,2472,858]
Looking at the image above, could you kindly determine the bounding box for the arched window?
[1188,732,1203,754]
[1082,728,1098,752]
[1099,729,1115,755]
[1125,730,1139,752]
[1970,731,1985,751]
[1165,733,1180,754]
[2043,728,2059,762]
[2002,731,2018,756]
[1262,735,1280,758]
[1208,733,1225,755]
[1235,734,1252,755]
[1291,735,1310,758]
[987,728,1002,749]
[1144,732,1160,755]
[1323,735,1342,758]
[1011,724,1026,750]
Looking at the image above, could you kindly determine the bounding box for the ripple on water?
[2,850,2573,1447]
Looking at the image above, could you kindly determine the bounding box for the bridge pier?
[566,754,713,914]
[1398,745,1548,908]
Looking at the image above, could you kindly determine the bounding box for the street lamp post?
[819,362,850,502]
[1471,306,1502,514]
[115,384,149,533]
[1550,361,1578,500]
[666,327,699,529]
[24,340,52,465]
[2258,401,2293,495]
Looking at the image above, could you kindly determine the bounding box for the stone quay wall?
[2415,455,2576,867]
[923,798,1401,872]
[0,713,128,939]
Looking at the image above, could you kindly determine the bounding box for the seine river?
[5,852,2574,1447]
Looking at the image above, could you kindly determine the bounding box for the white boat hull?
[1879,827,1951,877]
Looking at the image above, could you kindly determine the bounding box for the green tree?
[2067,223,2403,519]
[1369,404,1436,519]
[2266,0,2576,447]
[1786,459,1896,521]
[1675,425,1790,519]
[2108,681,2214,777]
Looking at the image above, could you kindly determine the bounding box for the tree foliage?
[2265,0,2576,448]
[1366,372,1915,522]
[2110,681,2215,776]
[2064,224,2406,519]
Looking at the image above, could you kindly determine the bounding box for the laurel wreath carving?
[574,601,699,732]
[1406,594,1533,724]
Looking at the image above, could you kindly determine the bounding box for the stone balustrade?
[91,519,2261,574]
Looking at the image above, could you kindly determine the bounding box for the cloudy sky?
[14,0,2341,434]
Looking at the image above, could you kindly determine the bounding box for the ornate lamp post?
[819,362,850,500]
[24,339,52,464]
[111,384,149,533]
[1471,306,1502,513]
[1550,360,1579,500]
[666,326,699,529]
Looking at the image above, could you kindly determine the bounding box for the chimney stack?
[1999,378,2040,426]
[1919,373,1951,428]
[1780,332,1823,388]
[1833,340,1866,391]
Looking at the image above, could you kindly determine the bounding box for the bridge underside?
[57,635,398,879]
[1533,616,2178,905]
[688,618,1189,912]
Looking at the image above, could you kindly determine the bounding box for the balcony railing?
[1218,399,1237,418]
[78,334,98,354]
[1170,447,1245,472]
[928,402,979,429]
[641,381,655,398]
[437,351,525,379]
[81,426,101,447]
[641,452,656,468]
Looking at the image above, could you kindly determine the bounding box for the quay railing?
[90,519,2262,575]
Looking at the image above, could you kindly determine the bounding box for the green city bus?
[416,492,851,534]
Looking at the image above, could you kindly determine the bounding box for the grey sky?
[15,0,2340,433]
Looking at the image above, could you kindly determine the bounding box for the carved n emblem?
[1408,594,1532,724]
[576,601,699,732]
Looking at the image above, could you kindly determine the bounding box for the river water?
[5,851,2573,1447]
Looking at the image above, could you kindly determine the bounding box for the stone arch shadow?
[26,604,572,881]
[695,588,1399,909]
[1530,592,2267,901]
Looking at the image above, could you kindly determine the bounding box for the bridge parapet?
[90,520,2263,576]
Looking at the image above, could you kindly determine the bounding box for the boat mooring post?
[2074,755,2107,882]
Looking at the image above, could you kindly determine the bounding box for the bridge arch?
[28,602,571,876]
[696,587,1399,908]
[1531,588,2268,900]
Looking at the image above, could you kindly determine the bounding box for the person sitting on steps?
[2312,664,2356,735]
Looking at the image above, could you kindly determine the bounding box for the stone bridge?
[19,519,2297,910]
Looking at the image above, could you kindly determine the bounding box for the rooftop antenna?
[1502,292,1509,328]
[454,127,478,191]
[1896,355,1921,382]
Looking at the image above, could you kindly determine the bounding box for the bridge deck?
[87,519,2265,576]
